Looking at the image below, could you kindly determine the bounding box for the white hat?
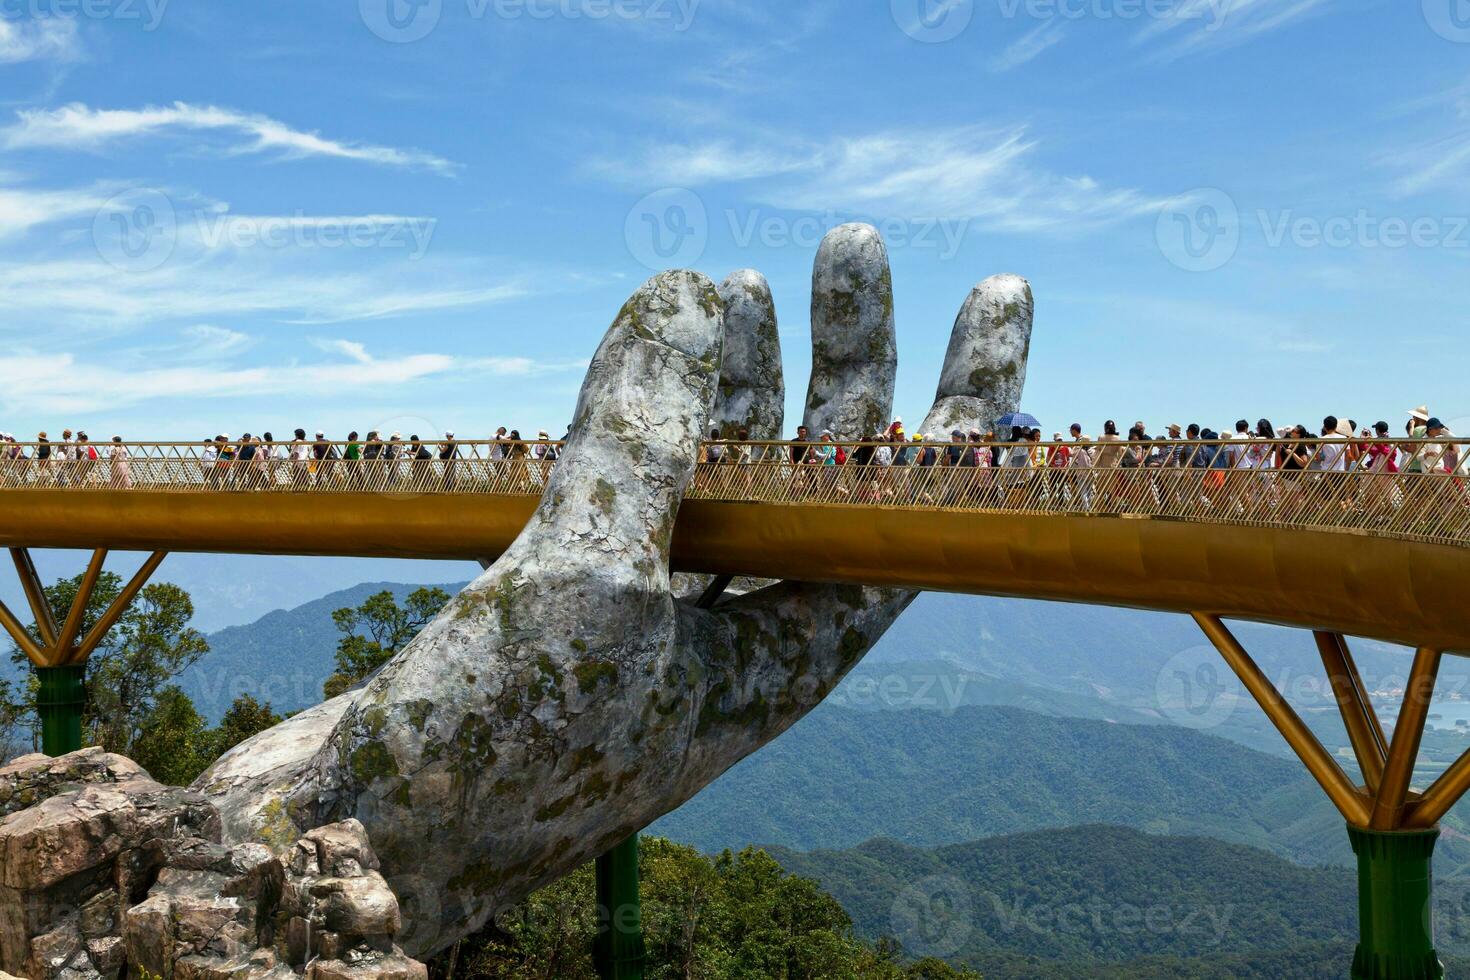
[315,430,325,437]
[445,430,455,438]
[390,431,401,439]
[1409,405,1431,422]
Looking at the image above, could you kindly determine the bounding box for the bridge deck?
[2,439,1467,651]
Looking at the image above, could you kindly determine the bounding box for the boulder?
[0,750,215,978]
[0,752,424,980]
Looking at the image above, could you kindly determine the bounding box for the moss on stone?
[969,361,1018,391]
[573,660,619,692]
[591,478,617,516]
[255,798,299,852]
[535,792,578,822]
[350,740,400,784]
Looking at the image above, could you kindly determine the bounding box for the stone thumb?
[501,269,724,595]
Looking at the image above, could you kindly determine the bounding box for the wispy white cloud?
[180,324,254,358]
[0,181,114,237]
[1376,81,1470,196]
[0,18,79,64]
[1135,0,1329,62]
[989,21,1067,73]
[0,102,458,174]
[1384,133,1470,196]
[599,125,1169,232]
[0,340,583,414]
[0,172,524,327]
[587,138,815,185]
[0,256,529,327]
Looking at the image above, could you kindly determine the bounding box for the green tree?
[213,693,282,755]
[132,685,214,785]
[322,587,450,698]
[0,676,30,760]
[131,691,283,786]
[6,571,209,756]
[438,837,983,980]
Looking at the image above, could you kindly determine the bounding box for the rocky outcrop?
[0,749,218,980]
[122,818,422,980]
[0,750,423,980]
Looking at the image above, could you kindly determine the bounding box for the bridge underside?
[3,489,1467,653]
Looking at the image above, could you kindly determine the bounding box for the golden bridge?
[2,436,1469,980]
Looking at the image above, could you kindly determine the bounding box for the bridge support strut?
[0,548,167,756]
[594,835,645,980]
[1349,825,1442,980]
[1193,615,1450,980]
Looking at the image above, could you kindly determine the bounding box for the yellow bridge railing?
[3,438,1469,549]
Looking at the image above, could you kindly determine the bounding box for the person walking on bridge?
[343,432,363,490]
[34,433,51,486]
[289,429,311,488]
[75,433,99,486]
[236,434,258,490]
[108,436,131,489]
[408,435,433,491]
[440,431,460,491]
[363,432,383,489]
[384,433,403,489]
[312,430,337,487]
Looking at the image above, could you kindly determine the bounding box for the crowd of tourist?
[0,408,1461,513]
[683,409,1465,516]
[0,427,568,491]
[715,405,1461,477]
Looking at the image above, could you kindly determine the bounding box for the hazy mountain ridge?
[766,825,1470,969]
[651,702,1427,872]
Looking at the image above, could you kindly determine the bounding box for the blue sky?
[2,0,1468,442]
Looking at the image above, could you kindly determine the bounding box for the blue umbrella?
[995,412,1040,429]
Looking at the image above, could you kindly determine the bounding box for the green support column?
[1348,824,1444,980]
[593,834,645,980]
[36,665,85,757]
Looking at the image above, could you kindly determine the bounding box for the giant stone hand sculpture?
[193,224,1033,957]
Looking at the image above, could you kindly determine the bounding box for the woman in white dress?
[109,437,131,489]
